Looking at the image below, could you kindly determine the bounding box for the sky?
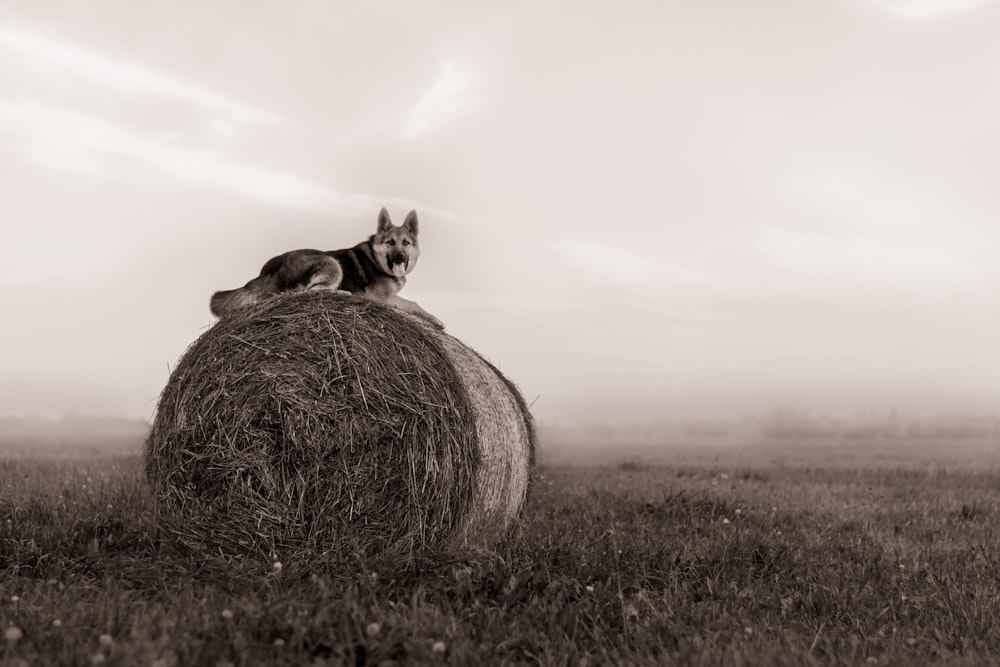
[2,0,1000,425]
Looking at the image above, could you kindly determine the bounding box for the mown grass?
[1,439,1000,666]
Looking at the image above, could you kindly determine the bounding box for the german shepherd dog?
[210,208,444,328]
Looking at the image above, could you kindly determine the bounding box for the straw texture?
[145,291,534,561]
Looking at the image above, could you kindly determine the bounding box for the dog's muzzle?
[388,253,408,277]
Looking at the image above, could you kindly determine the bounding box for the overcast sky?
[2,0,1000,424]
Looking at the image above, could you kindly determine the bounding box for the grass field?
[2,434,999,666]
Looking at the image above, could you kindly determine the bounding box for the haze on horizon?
[2,0,1000,426]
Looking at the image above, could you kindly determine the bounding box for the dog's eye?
[387,239,396,246]
[402,239,410,246]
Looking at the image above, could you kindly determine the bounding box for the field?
[2,433,1000,666]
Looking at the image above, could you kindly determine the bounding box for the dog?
[209,208,444,328]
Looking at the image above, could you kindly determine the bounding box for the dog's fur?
[210,208,444,328]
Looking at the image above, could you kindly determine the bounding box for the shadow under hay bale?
[145,292,535,562]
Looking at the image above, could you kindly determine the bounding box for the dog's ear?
[377,207,393,233]
[402,210,419,236]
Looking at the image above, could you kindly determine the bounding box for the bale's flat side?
[430,333,534,546]
[475,352,536,469]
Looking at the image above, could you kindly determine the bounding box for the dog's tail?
[210,287,259,318]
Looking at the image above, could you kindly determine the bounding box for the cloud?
[0,26,281,123]
[401,61,476,139]
[21,140,105,177]
[757,228,987,293]
[860,0,995,18]
[553,239,735,295]
[0,98,381,216]
[0,98,458,224]
[0,225,117,287]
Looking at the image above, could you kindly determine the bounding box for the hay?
[145,291,535,561]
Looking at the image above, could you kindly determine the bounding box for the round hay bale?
[145,292,535,561]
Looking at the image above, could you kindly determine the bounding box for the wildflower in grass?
[432,641,446,653]
[221,609,234,619]
[720,473,729,480]
[272,561,283,573]
[53,620,62,627]
[5,626,23,642]
[586,585,594,593]
[99,633,113,647]
[11,595,20,603]
[91,654,106,665]
[734,508,742,515]
[273,638,285,647]
[366,622,381,637]
[722,518,730,524]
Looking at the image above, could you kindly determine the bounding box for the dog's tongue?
[391,261,407,277]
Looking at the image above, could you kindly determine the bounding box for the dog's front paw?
[424,314,446,330]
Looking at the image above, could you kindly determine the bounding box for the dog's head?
[371,208,420,278]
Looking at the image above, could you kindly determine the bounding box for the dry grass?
[145,291,534,563]
[3,438,1000,665]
